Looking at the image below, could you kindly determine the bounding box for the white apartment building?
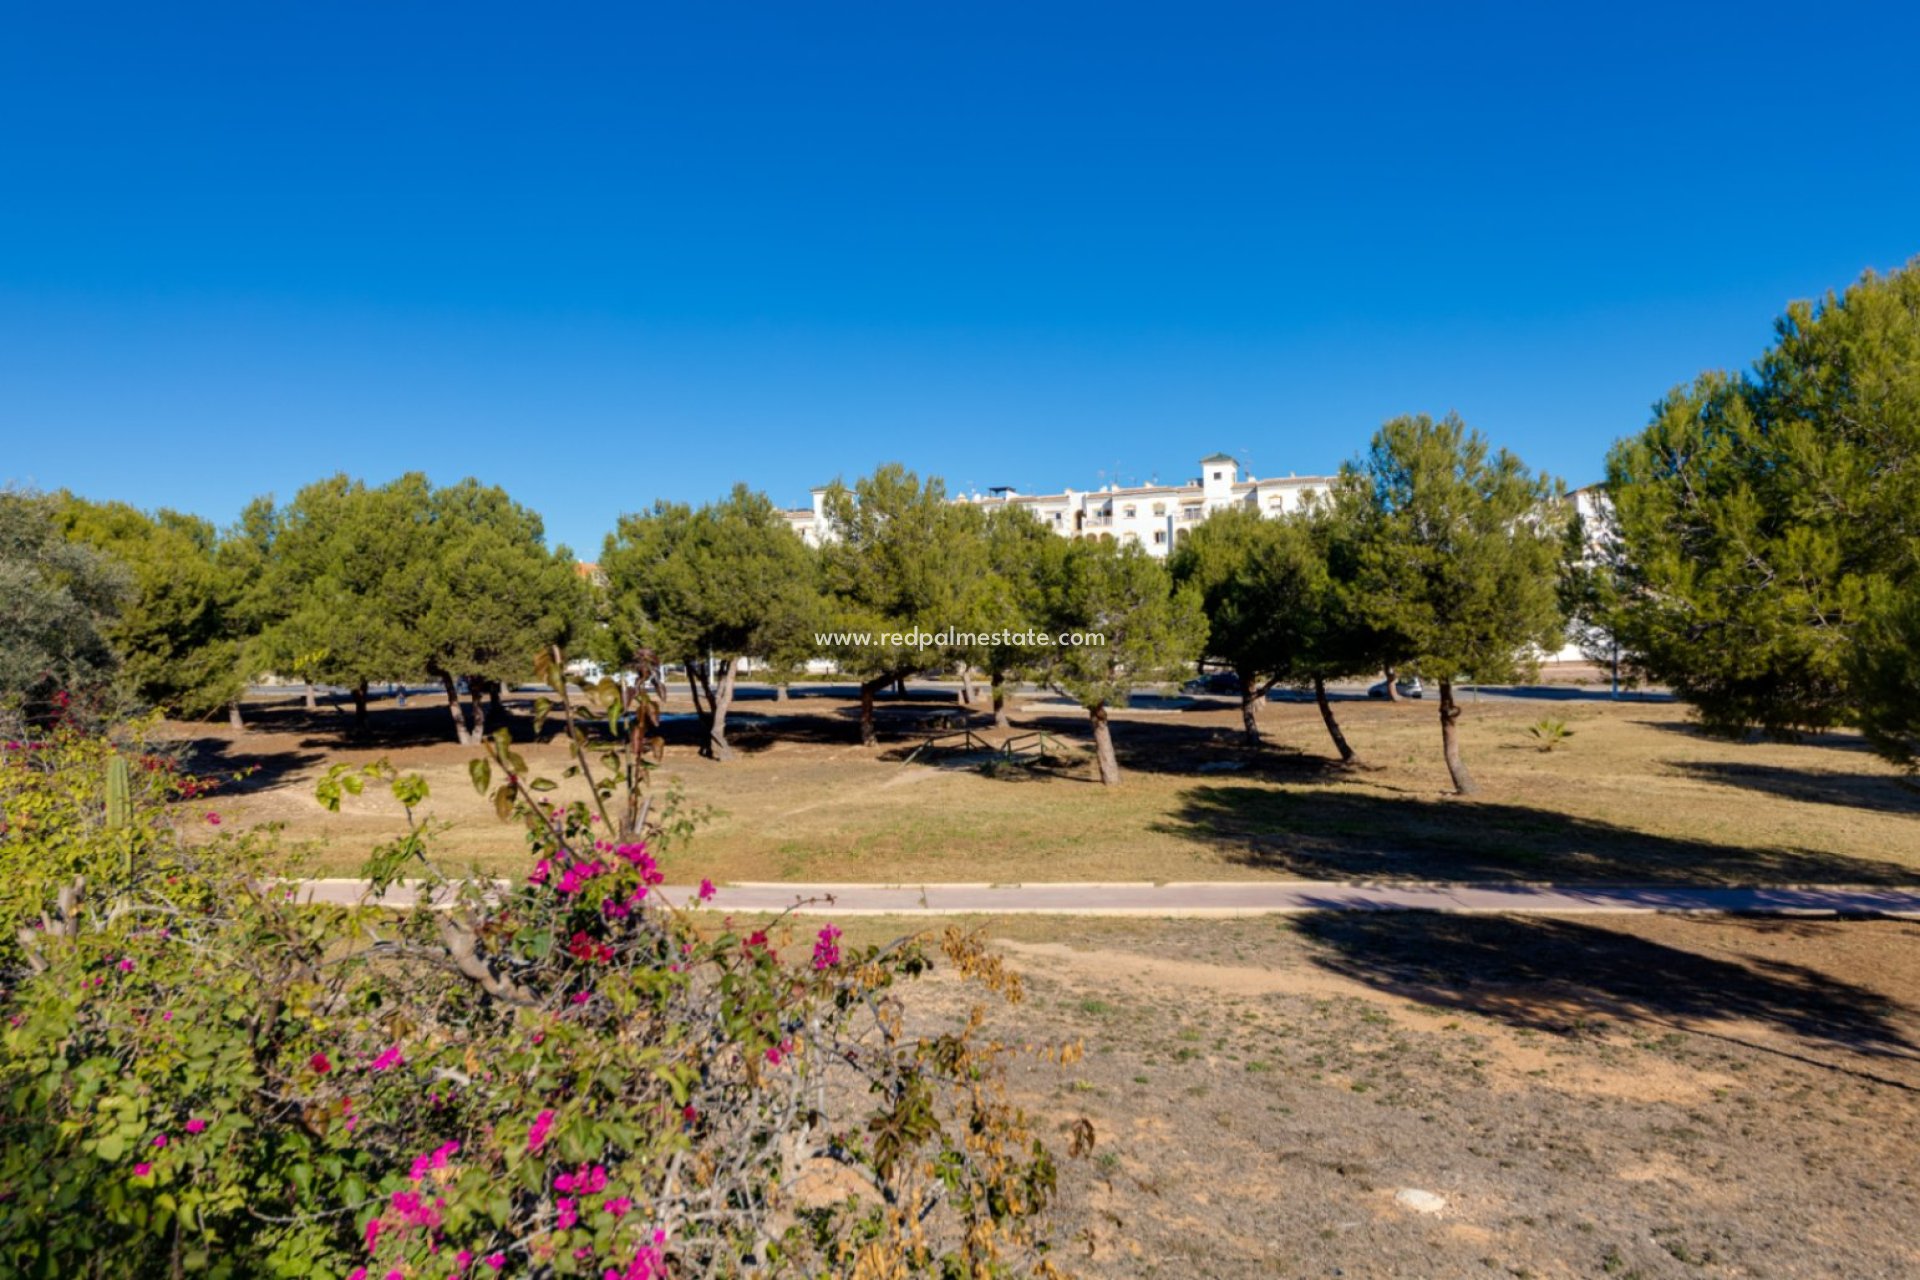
[782,454,1337,559]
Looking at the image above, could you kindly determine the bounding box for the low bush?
[0,670,1069,1278]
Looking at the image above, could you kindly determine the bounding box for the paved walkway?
[293,879,1920,918]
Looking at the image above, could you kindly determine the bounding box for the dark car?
[1182,671,1242,696]
[1367,676,1424,699]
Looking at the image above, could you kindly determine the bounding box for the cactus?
[105,755,132,829]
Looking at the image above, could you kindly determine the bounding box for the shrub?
[1526,717,1574,751]
[0,662,1069,1277]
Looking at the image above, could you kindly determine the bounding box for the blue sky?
[4,1,1917,555]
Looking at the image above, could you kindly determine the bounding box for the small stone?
[1394,1188,1447,1215]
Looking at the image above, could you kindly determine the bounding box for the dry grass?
[177,684,1920,886]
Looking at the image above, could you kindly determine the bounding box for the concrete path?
[293,879,1920,918]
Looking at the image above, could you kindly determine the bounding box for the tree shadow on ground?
[175,737,326,797]
[1156,784,1917,885]
[1666,760,1920,817]
[1633,717,1881,754]
[1013,712,1351,781]
[1296,911,1920,1070]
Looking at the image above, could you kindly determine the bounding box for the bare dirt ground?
[176,683,1920,887]
[868,912,1919,1278]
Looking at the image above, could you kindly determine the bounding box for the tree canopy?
[56,498,255,725]
[1585,259,1920,763]
[0,490,129,730]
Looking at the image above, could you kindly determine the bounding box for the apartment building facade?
[782,454,1337,558]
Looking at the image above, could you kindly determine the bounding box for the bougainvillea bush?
[0,664,1070,1278]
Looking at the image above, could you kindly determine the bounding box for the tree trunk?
[1439,679,1476,795]
[489,679,506,719]
[439,672,471,745]
[774,681,789,704]
[467,678,489,745]
[991,670,1012,730]
[1383,666,1406,703]
[858,676,887,747]
[1313,676,1357,765]
[227,700,245,732]
[958,665,976,707]
[352,681,369,732]
[303,683,318,711]
[704,658,737,761]
[893,677,906,698]
[1089,702,1122,785]
[1237,672,1262,745]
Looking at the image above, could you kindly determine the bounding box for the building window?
[1151,502,1166,516]
[1152,529,1166,545]
[1212,470,1224,481]
[1122,505,1136,519]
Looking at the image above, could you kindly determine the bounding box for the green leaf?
[469,758,491,796]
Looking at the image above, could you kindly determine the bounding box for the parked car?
[1367,676,1424,699]
[1182,671,1242,696]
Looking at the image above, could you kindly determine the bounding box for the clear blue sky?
[4,1,1917,555]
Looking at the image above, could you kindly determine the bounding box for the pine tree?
[1339,414,1566,794]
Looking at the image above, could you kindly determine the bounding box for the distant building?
[781,454,1337,559]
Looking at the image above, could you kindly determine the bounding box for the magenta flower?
[486,1255,506,1271]
[812,923,843,970]
[697,878,715,902]
[205,812,221,825]
[528,1109,556,1151]
[151,1133,168,1148]
[603,1195,633,1219]
[117,957,136,973]
[184,1118,207,1135]
[368,1045,404,1072]
[557,1196,578,1230]
[134,1161,152,1177]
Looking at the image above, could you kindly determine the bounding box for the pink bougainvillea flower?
[184,1118,207,1134]
[151,1134,168,1148]
[310,1051,333,1074]
[117,957,136,973]
[348,1269,367,1280]
[812,923,843,971]
[134,1161,152,1177]
[557,1196,579,1230]
[365,1217,383,1252]
[204,812,221,825]
[697,878,715,902]
[368,1044,404,1072]
[485,1255,506,1271]
[602,1195,633,1219]
[528,858,553,886]
[571,990,592,1005]
[456,1252,473,1271]
[409,1140,460,1181]
[528,1109,556,1151]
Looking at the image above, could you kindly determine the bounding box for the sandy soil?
[907,912,1920,1278]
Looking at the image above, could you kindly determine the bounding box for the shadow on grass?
[1155,784,1916,885]
[176,738,327,797]
[1666,760,1920,817]
[1297,911,1920,1069]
